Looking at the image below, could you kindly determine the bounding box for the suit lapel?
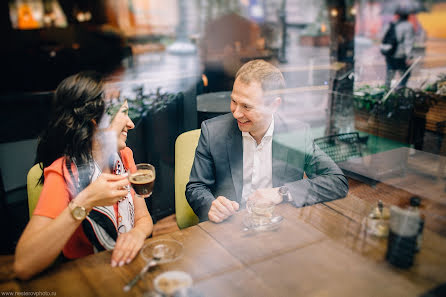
[272,138,289,187]
[227,123,243,203]
[272,116,289,187]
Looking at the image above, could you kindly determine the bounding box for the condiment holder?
[366,200,390,237]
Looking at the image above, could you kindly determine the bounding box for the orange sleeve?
[33,158,73,218]
[32,157,94,259]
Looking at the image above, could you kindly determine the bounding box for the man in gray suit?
[186,60,348,223]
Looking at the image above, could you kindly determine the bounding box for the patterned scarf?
[81,153,135,252]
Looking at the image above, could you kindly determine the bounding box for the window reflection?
[1,1,445,273]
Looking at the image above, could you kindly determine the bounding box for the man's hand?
[208,196,239,223]
[248,188,282,205]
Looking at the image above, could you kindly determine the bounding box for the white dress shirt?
[241,115,274,205]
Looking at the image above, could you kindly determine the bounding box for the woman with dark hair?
[14,72,153,280]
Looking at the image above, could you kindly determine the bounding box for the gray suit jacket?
[186,113,348,221]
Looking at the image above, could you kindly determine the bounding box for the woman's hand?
[111,228,146,267]
[76,173,129,210]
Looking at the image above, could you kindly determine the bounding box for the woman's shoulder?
[43,157,77,183]
[44,157,66,176]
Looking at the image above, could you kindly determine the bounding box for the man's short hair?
[395,6,409,20]
[396,11,409,20]
[235,60,286,98]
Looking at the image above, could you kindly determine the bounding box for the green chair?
[314,132,362,163]
[175,129,201,229]
[27,164,43,219]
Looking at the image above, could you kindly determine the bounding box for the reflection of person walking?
[382,11,415,89]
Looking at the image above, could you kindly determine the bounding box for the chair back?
[314,132,362,163]
[175,129,201,228]
[27,164,43,219]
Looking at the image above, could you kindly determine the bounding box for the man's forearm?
[285,174,348,207]
[186,183,215,221]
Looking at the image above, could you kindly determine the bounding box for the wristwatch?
[69,201,89,221]
[279,186,292,203]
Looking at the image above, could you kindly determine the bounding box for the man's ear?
[271,97,282,112]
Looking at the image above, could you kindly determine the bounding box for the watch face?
[279,186,289,195]
[72,206,86,220]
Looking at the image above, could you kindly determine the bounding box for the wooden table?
[1,190,445,297]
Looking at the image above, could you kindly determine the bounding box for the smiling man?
[186,60,348,223]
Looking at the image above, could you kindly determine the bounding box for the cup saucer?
[242,214,283,231]
[140,239,183,263]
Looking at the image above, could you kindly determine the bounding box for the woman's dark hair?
[36,71,105,185]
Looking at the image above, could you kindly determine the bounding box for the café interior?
[1,0,446,296]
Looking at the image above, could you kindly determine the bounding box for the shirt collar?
[242,114,275,140]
